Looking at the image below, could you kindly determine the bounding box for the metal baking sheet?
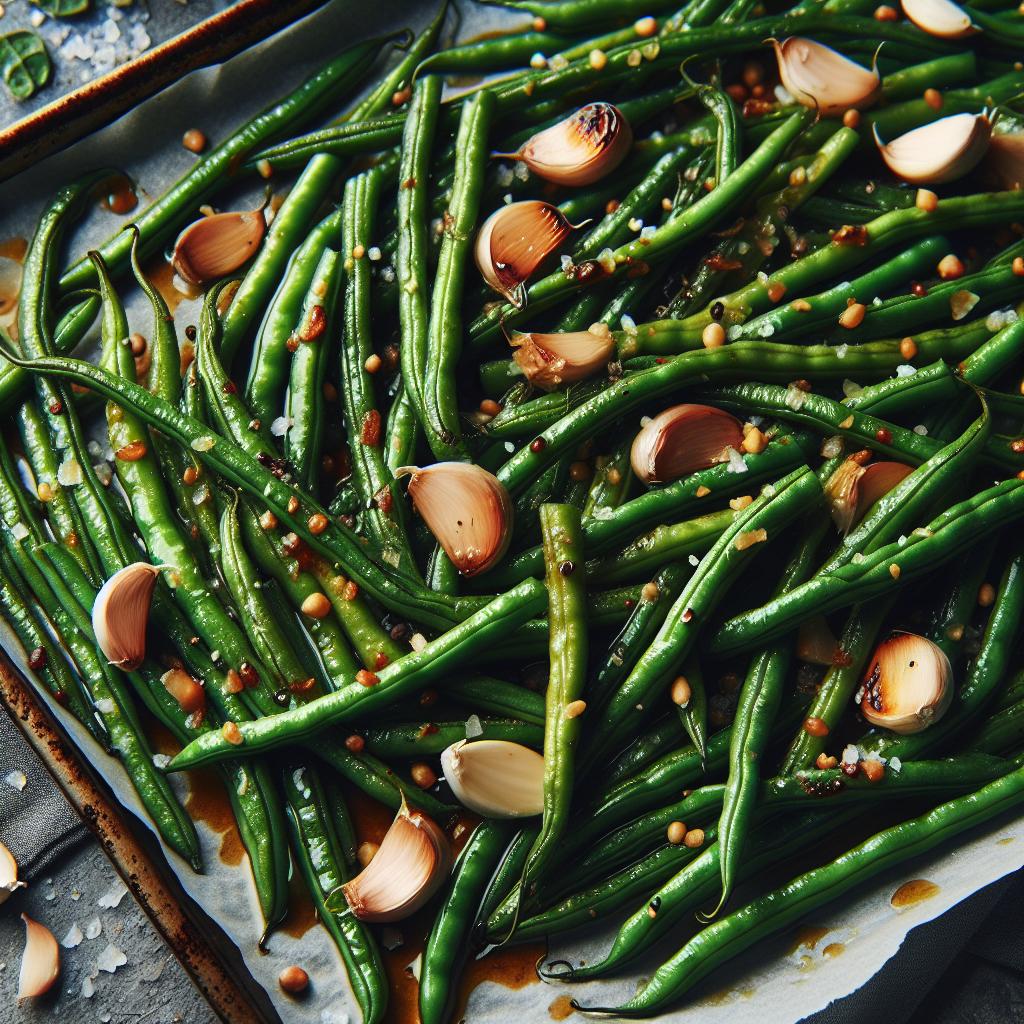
[2,2,1023,1022]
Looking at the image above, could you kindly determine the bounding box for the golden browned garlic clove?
[475,200,574,308]
[440,739,545,818]
[509,323,615,390]
[341,801,451,922]
[874,113,991,185]
[901,0,977,38]
[0,841,25,905]
[985,131,1024,191]
[92,562,162,671]
[497,102,632,186]
[770,38,880,116]
[630,404,744,484]
[18,914,60,1000]
[859,633,952,734]
[171,208,266,285]
[825,459,914,533]
[397,463,512,577]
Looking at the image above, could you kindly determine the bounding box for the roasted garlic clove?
[630,404,744,484]
[859,632,953,734]
[92,562,162,671]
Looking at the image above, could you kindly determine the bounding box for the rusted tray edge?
[0,645,277,1024]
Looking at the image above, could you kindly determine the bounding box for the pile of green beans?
[4,3,1024,1021]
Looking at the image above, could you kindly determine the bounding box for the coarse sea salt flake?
[97,880,128,909]
[465,714,483,739]
[96,943,127,973]
[151,754,171,770]
[896,364,916,377]
[725,448,748,474]
[4,771,25,791]
[841,744,858,765]
[61,923,84,949]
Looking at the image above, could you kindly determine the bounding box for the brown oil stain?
[549,993,575,1020]
[100,174,138,215]
[891,879,940,908]
[823,942,845,958]
[148,722,244,867]
[997,836,1015,845]
[452,941,546,1022]
[279,869,318,939]
[788,924,830,953]
[703,986,735,1005]
[145,256,201,314]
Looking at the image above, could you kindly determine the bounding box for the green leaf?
[0,31,51,102]
[35,0,91,15]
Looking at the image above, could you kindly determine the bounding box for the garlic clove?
[161,667,206,716]
[509,322,615,391]
[18,914,60,1000]
[825,459,914,533]
[440,739,545,818]
[859,633,953,734]
[630,404,744,484]
[397,463,512,577]
[0,841,26,905]
[475,200,574,309]
[874,113,991,185]
[341,801,451,922]
[171,208,267,286]
[92,562,161,671]
[497,102,632,186]
[770,38,880,117]
[901,0,977,38]
[985,131,1024,191]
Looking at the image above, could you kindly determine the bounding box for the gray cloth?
[0,709,87,879]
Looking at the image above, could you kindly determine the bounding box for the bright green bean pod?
[423,89,494,460]
[522,504,588,893]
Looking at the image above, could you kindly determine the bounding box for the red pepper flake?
[418,722,439,738]
[624,598,635,609]
[875,428,893,444]
[831,224,870,247]
[221,379,237,394]
[703,252,744,271]
[299,305,326,343]
[742,98,773,117]
[1010,438,1024,454]
[115,439,148,462]
[356,669,379,688]
[28,646,46,671]
[374,651,390,671]
[290,677,317,694]
[374,486,393,514]
[529,437,547,453]
[285,335,299,353]
[343,580,359,601]
[655,357,667,364]
[239,662,260,688]
[911,281,928,297]
[360,409,382,446]
[48,400,63,415]
[345,734,366,752]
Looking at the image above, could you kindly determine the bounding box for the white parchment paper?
[2,2,1022,1022]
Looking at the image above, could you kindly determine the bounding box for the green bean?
[283,763,387,1024]
[396,74,443,432]
[522,504,588,893]
[582,467,821,769]
[592,762,1024,1016]
[166,578,545,769]
[284,247,344,490]
[59,36,393,293]
[245,209,342,427]
[710,479,1024,656]
[423,89,494,460]
[362,718,543,757]
[340,168,418,571]
[420,821,511,1024]
[470,110,815,344]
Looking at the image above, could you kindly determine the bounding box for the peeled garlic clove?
[509,322,615,391]
[498,102,632,186]
[397,463,512,577]
[92,562,161,671]
[341,801,451,922]
[18,914,60,1000]
[475,200,574,309]
[901,0,977,38]
[825,459,914,533]
[171,208,266,286]
[874,113,991,185]
[860,633,952,734]
[440,739,545,818]
[770,38,880,117]
[0,842,25,905]
[985,132,1024,191]
[630,404,744,484]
